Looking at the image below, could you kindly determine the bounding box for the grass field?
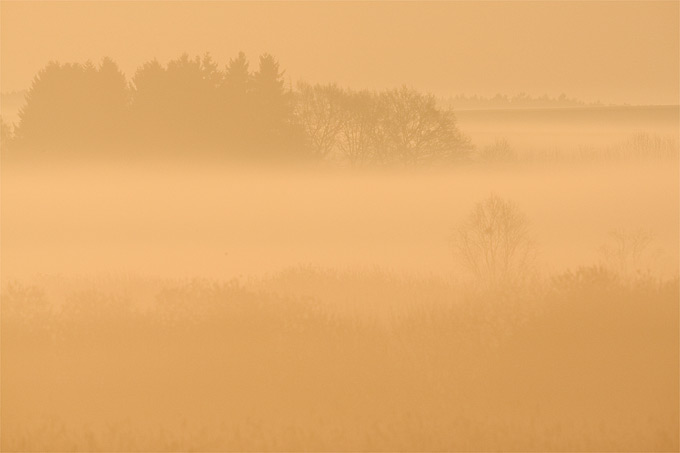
[2,266,678,451]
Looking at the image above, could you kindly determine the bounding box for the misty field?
[2,158,678,280]
[1,156,678,451]
[2,1,678,450]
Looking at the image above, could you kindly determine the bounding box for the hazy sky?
[1,1,678,104]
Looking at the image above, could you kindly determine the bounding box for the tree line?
[1,53,472,164]
[443,93,604,110]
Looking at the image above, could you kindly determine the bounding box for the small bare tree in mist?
[479,138,517,163]
[599,229,662,279]
[452,195,536,289]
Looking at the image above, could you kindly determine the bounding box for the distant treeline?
[1,53,472,164]
[444,93,605,110]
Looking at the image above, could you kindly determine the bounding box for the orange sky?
[1,1,678,104]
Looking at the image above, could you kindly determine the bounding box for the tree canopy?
[7,53,472,164]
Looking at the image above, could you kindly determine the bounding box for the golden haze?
[1,1,679,451]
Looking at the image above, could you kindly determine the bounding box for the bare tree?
[294,81,346,159]
[380,86,472,165]
[452,195,535,288]
[337,89,384,166]
[599,229,661,279]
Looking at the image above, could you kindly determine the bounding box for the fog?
[2,159,678,282]
[1,1,679,450]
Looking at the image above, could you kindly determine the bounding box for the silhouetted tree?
[167,53,220,145]
[12,53,474,164]
[130,53,224,148]
[294,81,346,159]
[221,52,253,145]
[14,59,130,151]
[337,89,384,166]
[250,53,294,152]
[130,59,170,144]
[129,51,308,156]
[380,86,471,164]
[198,53,225,144]
[91,57,129,143]
[224,52,250,90]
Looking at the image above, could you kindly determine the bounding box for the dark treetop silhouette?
[6,53,472,164]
